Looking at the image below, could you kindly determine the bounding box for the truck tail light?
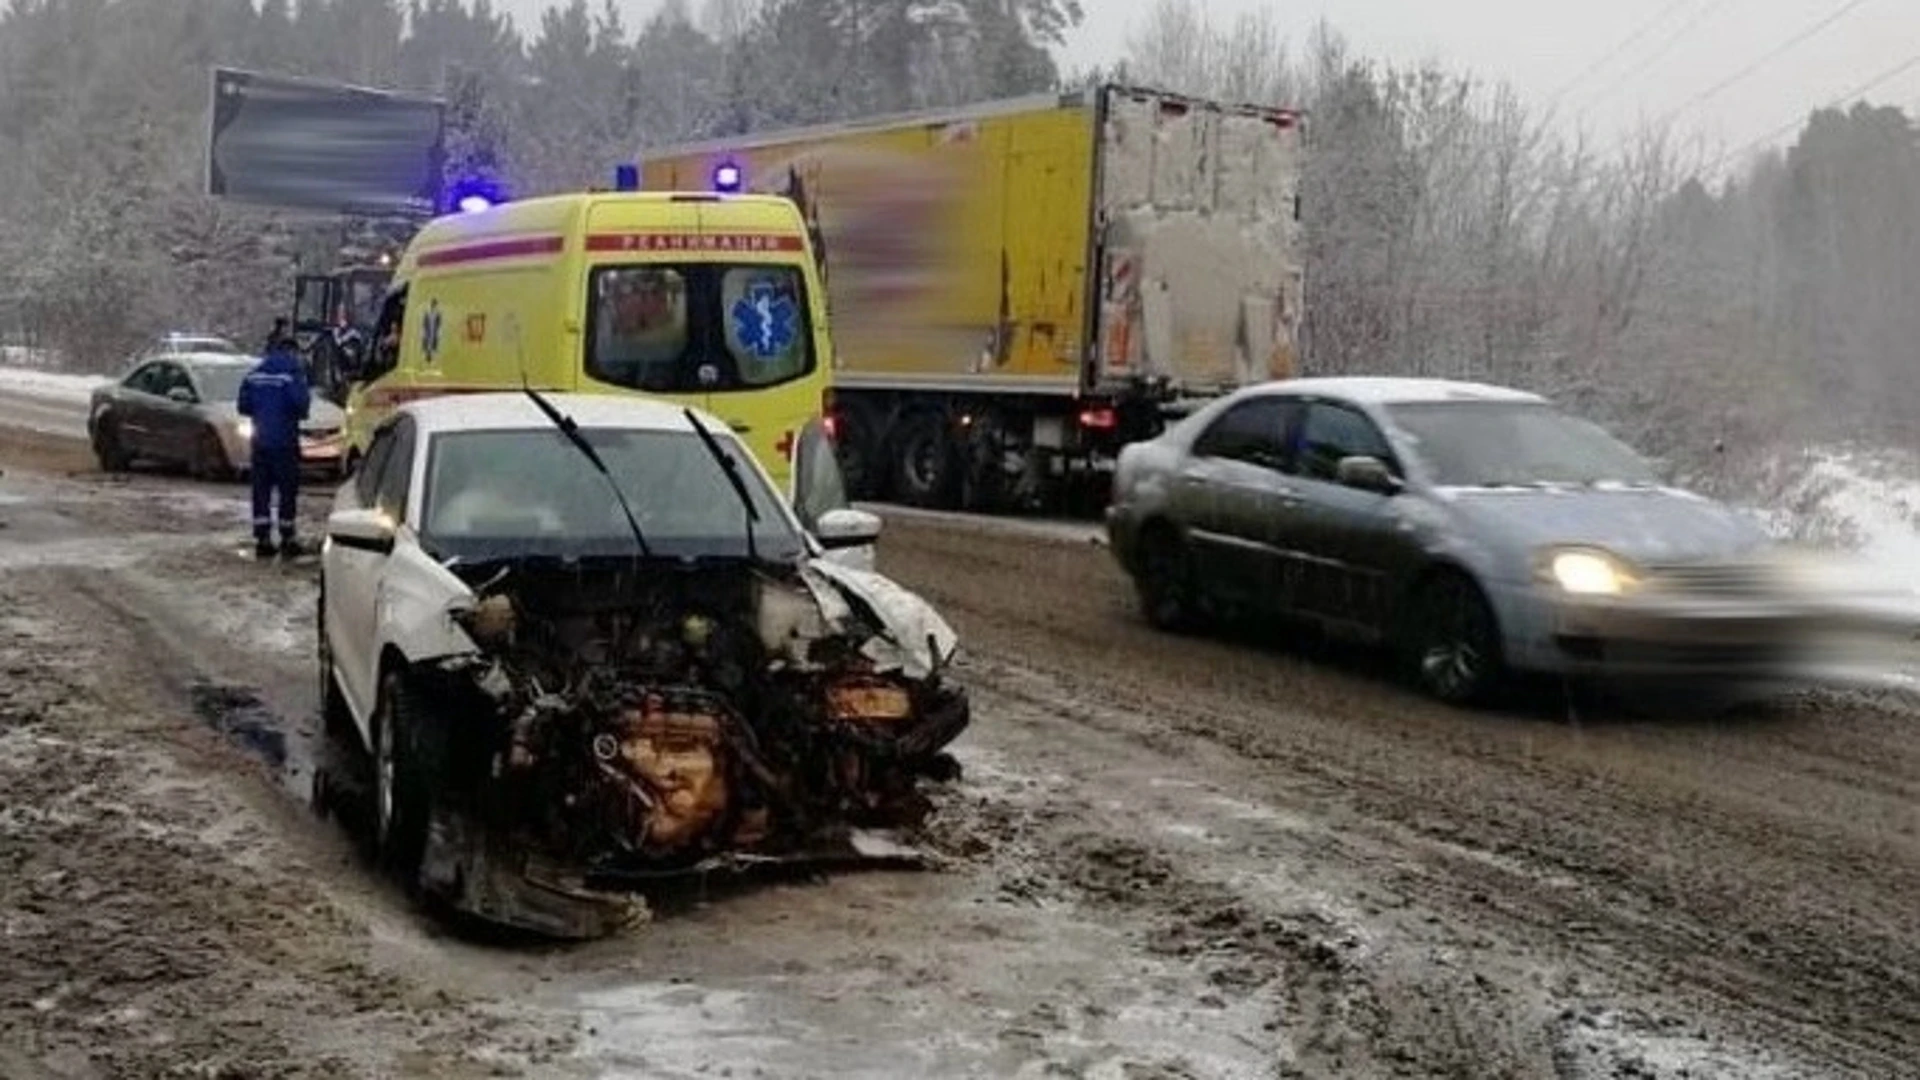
[821,386,839,442]
[1077,405,1118,431]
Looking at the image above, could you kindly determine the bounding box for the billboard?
[207,67,446,217]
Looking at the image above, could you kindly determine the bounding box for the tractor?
[291,262,393,405]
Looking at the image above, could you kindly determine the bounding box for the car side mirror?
[166,386,195,404]
[1336,455,1400,494]
[814,507,881,551]
[326,507,396,555]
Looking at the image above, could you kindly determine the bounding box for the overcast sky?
[495,0,1920,154]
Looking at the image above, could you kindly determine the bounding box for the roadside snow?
[1769,448,1920,591]
[0,366,108,405]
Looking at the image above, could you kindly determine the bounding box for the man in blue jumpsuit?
[237,334,312,559]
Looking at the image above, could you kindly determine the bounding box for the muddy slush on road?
[2,415,1919,1078]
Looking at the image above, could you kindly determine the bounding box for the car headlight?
[235,417,254,441]
[1539,547,1638,596]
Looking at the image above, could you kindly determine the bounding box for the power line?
[1547,0,1697,104]
[1705,50,1920,173]
[1657,0,1880,127]
[1577,0,1731,115]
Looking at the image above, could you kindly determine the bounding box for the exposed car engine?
[407,556,968,936]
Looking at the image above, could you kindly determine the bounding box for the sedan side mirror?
[814,506,882,551]
[166,386,196,404]
[326,506,396,555]
[1336,455,1401,494]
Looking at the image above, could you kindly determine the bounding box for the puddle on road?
[186,679,322,805]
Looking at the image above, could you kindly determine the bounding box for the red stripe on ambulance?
[416,236,565,267]
[585,233,806,253]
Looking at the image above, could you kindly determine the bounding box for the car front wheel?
[191,426,232,481]
[1404,571,1504,706]
[373,668,432,883]
[1135,523,1198,632]
[93,417,130,473]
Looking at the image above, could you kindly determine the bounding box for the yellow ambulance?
[339,188,832,493]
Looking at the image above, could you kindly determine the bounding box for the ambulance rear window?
[586,263,814,394]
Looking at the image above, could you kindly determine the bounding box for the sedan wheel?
[192,427,232,481]
[1136,525,1198,632]
[93,420,130,473]
[1407,572,1503,706]
[372,671,430,881]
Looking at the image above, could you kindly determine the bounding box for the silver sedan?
[87,353,346,480]
[1105,376,1870,704]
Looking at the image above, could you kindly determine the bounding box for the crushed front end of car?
[404,555,969,939]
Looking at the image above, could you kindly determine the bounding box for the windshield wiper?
[521,387,653,559]
[681,408,760,563]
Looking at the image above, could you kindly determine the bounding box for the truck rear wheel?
[892,411,957,509]
[835,404,884,501]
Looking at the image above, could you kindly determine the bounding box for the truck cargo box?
[639,86,1303,404]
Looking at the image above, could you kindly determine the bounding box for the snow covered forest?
[0,0,1916,474]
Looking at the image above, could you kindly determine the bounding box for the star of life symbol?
[421,300,442,362]
[730,280,797,359]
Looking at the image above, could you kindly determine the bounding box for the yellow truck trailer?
[640,84,1305,512]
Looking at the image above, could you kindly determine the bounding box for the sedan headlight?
[1539,547,1638,596]
[235,417,254,442]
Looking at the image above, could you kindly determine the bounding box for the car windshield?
[190,366,249,402]
[419,425,805,561]
[584,263,815,394]
[1386,401,1660,487]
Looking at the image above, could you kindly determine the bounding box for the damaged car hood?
[800,559,959,679]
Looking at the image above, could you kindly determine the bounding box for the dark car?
[87,353,346,480]
[1105,376,1887,704]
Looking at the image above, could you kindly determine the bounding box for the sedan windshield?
[1386,401,1659,487]
[419,426,805,561]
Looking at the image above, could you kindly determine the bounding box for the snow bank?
[1767,448,1920,592]
[0,366,110,405]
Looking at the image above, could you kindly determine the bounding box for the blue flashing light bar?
[446,176,506,215]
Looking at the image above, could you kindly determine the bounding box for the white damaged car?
[317,392,968,938]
